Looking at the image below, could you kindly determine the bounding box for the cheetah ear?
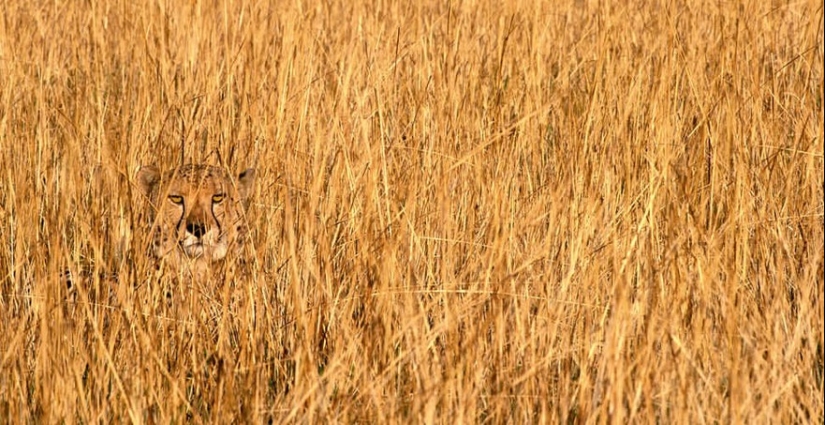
[137,165,161,195]
[237,168,256,200]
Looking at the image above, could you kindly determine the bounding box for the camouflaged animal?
[137,164,255,277]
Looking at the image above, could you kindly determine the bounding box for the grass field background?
[1,0,823,422]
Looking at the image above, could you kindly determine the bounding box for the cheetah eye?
[168,195,184,205]
[212,193,226,203]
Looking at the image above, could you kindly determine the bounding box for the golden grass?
[1,0,823,422]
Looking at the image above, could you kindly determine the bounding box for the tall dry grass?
[0,0,823,422]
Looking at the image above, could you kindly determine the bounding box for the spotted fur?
[137,164,255,277]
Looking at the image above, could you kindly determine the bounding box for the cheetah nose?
[186,222,206,239]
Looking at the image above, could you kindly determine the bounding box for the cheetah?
[136,164,256,277]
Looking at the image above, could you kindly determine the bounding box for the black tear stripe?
[175,203,186,235]
[211,203,223,235]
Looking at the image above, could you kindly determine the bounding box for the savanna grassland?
[0,0,823,422]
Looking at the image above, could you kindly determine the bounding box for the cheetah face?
[137,164,255,269]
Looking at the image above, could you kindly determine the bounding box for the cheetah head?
[137,164,255,269]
